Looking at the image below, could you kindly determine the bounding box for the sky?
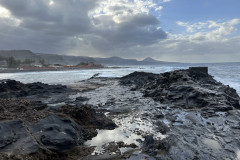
[0,0,239,63]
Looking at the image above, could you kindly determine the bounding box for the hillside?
[0,50,171,66]
[62,56,96,65]
[0,50,38,61]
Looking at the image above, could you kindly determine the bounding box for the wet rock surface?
[121,70,240,112]
[1,69,240,159]
[0,79,73,97]
[57,105,117,130]
[120,71,158,90]
[30,115,89,151]
[118,69,240,159]
[0,80,116,159]
[69,69,240,160]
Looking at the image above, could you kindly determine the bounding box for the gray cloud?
[90,13,167,51]
[123,37,240,63]
[0,0,239,62]
[0,0,97,35]
[0,0,167,55]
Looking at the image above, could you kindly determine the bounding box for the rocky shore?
[0,80,116,160]
[0,68,240,160]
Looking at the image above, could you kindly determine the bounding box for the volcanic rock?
[30,115,86,151]
[57,105,117,130]
[120,71,158,90]
[0,79,75,99]
[120,69,240,113]
[0,98,116,159]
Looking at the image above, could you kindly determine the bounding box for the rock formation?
[1,68,240,159]
[121,69,240,113]
[0,80,116,160]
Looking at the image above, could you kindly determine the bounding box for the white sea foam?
[0,63,239,94]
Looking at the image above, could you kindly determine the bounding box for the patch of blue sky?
[150,0,240,35]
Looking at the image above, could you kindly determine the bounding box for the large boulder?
[30,115,86,151]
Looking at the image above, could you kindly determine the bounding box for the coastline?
[0,69,240,159]
[0,66,132,73]
[0,66,108,73]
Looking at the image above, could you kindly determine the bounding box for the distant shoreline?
[0,66,131,73]
[0,66,107,73]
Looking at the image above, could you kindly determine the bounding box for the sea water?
[0,63,239,95]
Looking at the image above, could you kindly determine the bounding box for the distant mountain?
[0,50,38,61]
[142,57,159,63]
[62,55,96,65]
[0,50,174,66]
[37,53,65,65]
[94,56,140,65]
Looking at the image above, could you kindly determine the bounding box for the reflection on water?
[85,113,166,155]
[203,138,221,150]
[236,150,240,160]
[85,127,142,155]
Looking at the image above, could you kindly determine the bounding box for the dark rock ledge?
[1,68,240,159]
[120,69,240,159]
[120,69,240,114]
[0,80,116,160]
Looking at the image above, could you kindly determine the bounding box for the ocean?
[0,63,239,95]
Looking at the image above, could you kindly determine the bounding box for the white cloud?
[0,0,240,63]
[176,21,208,33]
[176,19,240,42]
[90,0,163,24]
[0,5,10,18]
[122,35,240,63]
[0,0,167,55]
[162,0,171,2]
[144,19,240,62]
[0,5,21,26]
[49,1,54,6]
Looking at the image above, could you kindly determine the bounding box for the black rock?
[0,79,75,99]
[57,105,117,130]
[121,69,240,112]
[120,71,158,89]
[155,121,170,134]
[0,98,116,159]
[75,96,89,102]
[155,112,165,119]
[0,120,20,148]
[30,115,85,151]
[154,135,176,152]
[143,135,154,146]
[0,119,40,154]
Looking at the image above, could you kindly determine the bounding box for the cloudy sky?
[0,0,239,62]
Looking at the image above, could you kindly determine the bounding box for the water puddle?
[85,127,142,155]
[203,138,221,150]
[47,102,66,109]
[85,113,166,155]
[236,150,240,160]
[172,111,188,126]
